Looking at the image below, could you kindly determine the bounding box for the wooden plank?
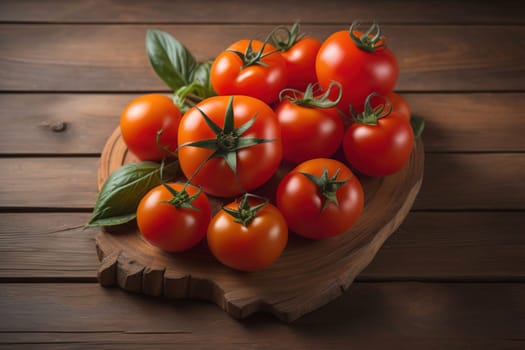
[1,212,524,280]
[0,213,99,279]
[0,283,523,349]
[0,158,99,209]
[1,154,523,210]
[1,25,523,92]
[0,0,523,24]
[416,153,525,210]
[1,93,524,155]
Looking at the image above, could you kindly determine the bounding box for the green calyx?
[279,81,343,109]
[161,182,202,212]
[354,93,392,125]
[178,96,274,176]
[223,193,269,227]
[267,21,304,52]
[349,21,386,53]
[300,168,349,211]
[227,40,277,69]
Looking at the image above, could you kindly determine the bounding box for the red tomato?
[120,94,181,161]
[316,22,398,113]
[276,158,364,239]
[210,40,287,104]
[370,92,411,122]
[137,183,211,253]
[275,84,344,164]
[177,95,282,198]
[207,195,288,271]
[343,111,414,177]
[280,37,322,91]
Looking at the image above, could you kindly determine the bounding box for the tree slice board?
[95,127,424,322]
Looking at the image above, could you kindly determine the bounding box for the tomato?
[137,183,211,253]
[281,37,322,90]
[120,94,181,161]
[177,95,282,198]
[343,94,414,176]
[207,195,288,271]
[275,83,344,164]
[276,158,364,239]
[370,92,411,122]
[210,40,287,104]
[316,22,398,113]
[266,23,321,90]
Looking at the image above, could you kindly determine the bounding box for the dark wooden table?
[1,1,524,348]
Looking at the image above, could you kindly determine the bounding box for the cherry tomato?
[275,84,344,164]
[316,22,398,113]
[120,94,181,161]
[177,95,282,198]
[343,110,414,177]
[370,92,411,122]
[210,40,287,104]
[137,183,211,253]
[207,195,288,271]
[276,158,364,239]
[279,36,321,90]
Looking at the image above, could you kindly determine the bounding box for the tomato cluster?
[116,21,418,272]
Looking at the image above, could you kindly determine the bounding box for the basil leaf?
[87,160,179,227]
[191,61,215,97]
[410,115,425,139]
[146,29,197,91]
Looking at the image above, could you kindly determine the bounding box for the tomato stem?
[266,21,304,52]
[227,40,279,69]
[349,21,386,53]
[279,81,343,109]
[353,93,392,125]
[155,129,178,159]
[222,193,269,227]
[299,168,350,211]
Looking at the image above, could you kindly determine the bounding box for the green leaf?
[410,115,425,139]
[146,29,197,91]
[86,160,179,227]
[191,61,215,97]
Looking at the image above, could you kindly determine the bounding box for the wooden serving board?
[95,127,424,322]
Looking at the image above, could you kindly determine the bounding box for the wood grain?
[1,212,524,281]
[94,129,424,321]
[0,283,524,349]
[1,25,523,92]
[1,93,524,155]
[1,0,523,24]
[1,153,523,210]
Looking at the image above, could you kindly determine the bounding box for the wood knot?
[41,121,67,132]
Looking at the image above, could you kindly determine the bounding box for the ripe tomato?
[137,183,211,253]
[276,158,364,239]
[177,95,282,198]
[120,94,181,161]
[267,23,321,91]
[207,195,288,271]
[281,37,322,90]
[316,22,398,113]
[343,94,414,176]
[370,92,411,122]
[275,83,344,164]
[210,40,287,104]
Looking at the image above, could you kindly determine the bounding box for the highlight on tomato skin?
[207,195,288,272]
[136,183,212,253]
[120,94,181,161]
[276,158,364,240]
